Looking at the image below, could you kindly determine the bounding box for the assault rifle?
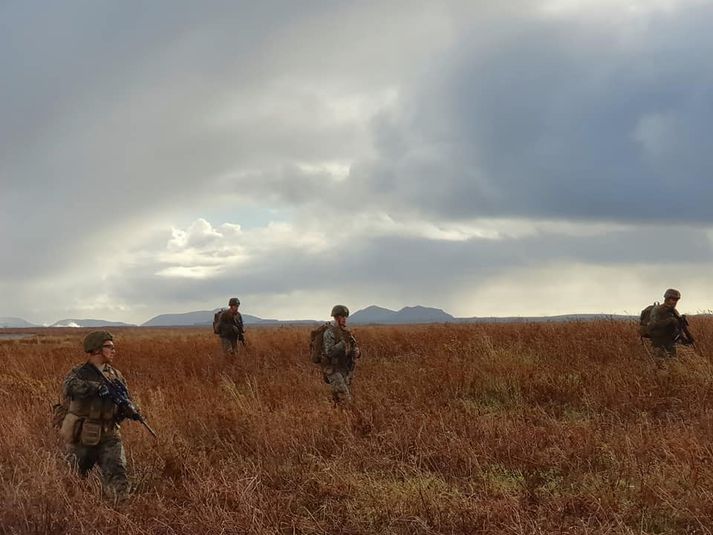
[96,371,157,438]
[674,312,696,347]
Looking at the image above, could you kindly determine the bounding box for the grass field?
[1,319,713,534]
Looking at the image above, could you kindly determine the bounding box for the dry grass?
[1,319,713,534]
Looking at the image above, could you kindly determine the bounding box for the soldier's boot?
[104,480,130,506]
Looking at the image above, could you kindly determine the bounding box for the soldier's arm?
[236,313,245,339]
[349,334,360,359]
[62,368,101,399]
[323,329,346,360]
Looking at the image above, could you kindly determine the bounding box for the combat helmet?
[229,297,240,306]
[83,331,114,353]
[331,305,349,318]
[664,289,681,300]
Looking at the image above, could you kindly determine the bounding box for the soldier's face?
[335,315,347,327]
[664,296,680,308]
[230,304,238,313]
[100,342,116,363]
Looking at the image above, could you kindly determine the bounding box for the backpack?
[309,323,331,364]
[639,302,658,338]
[213,309,224,335]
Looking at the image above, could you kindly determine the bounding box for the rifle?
[673,312,695,346]
[673,312,706,358]
[95,370,157,438]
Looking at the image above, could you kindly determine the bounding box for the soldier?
[322,305,360,405]
[59,331,134,503]
[648,288,686,360]
[218,297,245,356]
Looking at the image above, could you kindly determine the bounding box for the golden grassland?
[1,320,713,534]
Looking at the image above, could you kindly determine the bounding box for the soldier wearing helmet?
[647,289,685,359]
[218,297,245,357]
[59,331,133,503]
[321,305,361,405]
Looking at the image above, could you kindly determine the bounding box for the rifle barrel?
[140,418,158,438]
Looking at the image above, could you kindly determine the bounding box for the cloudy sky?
[2,0,712,324]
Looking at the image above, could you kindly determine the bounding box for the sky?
[2,0,712,325]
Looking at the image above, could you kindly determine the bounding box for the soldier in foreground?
[59,331,148,503]
[321,305,360,405]
[647,288,694,360]
[217,297,245,357]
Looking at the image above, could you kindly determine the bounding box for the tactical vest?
[60,364,120,446]
[328,325,356,367]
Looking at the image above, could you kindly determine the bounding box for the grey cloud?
[95,223,713,322]
[355,3,713,223]
[0,1,395,279]
[4,1,713,323]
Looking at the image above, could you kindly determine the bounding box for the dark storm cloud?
[356,2,713,223]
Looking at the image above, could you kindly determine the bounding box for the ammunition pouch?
[65,394,118,446]
[60,412,83,444]
[79,420,103,446]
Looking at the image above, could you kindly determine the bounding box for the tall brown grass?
[1,319,713,534]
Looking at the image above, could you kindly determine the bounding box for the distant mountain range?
[0,317,36,328]
[141,309,278,327]
[0,307,638,329]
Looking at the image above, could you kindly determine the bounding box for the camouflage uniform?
[61,363,130,501]
[648,304,679,359]
[322,324,359,404]
[218,309,245,356]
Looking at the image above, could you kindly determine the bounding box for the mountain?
[349,305,397,324]
[51,319,136,328]
[350,305,455,325]
[141,309,277,327]
[0,317,37,328]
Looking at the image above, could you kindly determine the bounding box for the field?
[2,320,713,534]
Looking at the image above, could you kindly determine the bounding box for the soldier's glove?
[119,402,142,421]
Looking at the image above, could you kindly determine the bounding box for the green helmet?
[229,297,240,306]
[83,331,114,353]
[331,305,349,318]
[664,288,681,300]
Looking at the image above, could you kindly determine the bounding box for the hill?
[350,305,455,324]
[0,317,36,328]
[141,309,276,327]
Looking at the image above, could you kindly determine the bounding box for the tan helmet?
[663,288,681,300]
[83,331,114,353]
[228,297,240,306]
[330,305,349,318]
